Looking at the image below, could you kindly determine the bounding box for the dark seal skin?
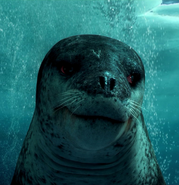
[11,35,166,185]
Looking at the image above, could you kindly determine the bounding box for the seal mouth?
[72,114,125,124]
[60,106,126,124]
[54,106,127,124]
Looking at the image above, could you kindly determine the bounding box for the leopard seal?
[11,35,166,185]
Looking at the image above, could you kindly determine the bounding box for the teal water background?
[0,0,179,184]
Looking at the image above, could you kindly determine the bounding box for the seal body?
[11,35,166,185]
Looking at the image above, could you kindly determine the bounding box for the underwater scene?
[0,0,179,184]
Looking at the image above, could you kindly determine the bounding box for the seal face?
[11,35,166,185]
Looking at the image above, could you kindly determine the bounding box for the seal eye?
[127,73,141,86]
[127,75,133,84]
[61,65,74,75]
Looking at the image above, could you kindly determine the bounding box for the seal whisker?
[54,96,80,112]
[129,100,148,112]
[60,90,81,97]
[129,100,141,107]
[129,104,141,114]
[60,94,80,102]
[54,97,77,109]
[130,108,139,123]
[131,107,139,116]
[69,99,84,118]
[129,101,141,114]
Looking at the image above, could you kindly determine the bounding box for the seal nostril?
[99,76,105,89]
[110,78,115,91]
[99,76,115,91]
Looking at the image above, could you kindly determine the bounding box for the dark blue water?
[0,0,179,184]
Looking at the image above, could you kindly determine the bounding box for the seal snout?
[99,73,116,92]
[97,71,118,96]
[67,95,129,123]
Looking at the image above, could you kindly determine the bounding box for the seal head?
[11,35,166,185]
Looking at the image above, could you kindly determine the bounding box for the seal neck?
[31,113,151,184]
[35,122,142,181]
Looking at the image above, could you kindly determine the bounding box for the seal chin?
[61,107,129,150]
